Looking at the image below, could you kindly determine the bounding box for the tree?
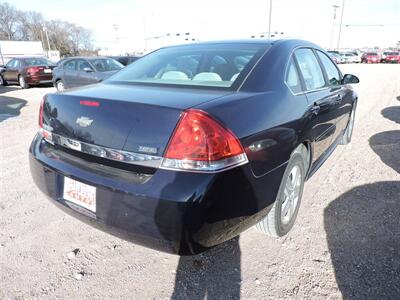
[0,2,21,40]
[0,2,95,56]
[18,11,45,42]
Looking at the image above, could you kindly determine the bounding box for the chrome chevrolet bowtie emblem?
[76,116,93,127]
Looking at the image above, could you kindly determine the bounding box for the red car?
[361,52,380,63]
[382,52,400,63]
[0,57,55,88]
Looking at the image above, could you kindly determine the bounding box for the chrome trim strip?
[50,133,162,168]
[160,154,249,173]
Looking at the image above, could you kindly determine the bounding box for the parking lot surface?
[0,64,399,299]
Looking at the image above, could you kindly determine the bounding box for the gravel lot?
[0,64,399,299]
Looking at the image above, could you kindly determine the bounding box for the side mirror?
[342,74,359,84]
[83,67,93,72]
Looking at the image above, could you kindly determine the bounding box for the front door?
[3,59,18,82]
[294,48,338,164]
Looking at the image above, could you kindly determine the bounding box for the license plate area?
[44,68,52,73]
[63,177,96,213]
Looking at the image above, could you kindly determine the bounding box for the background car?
[361,52,380,63]
[341,52,361,63]
[328,52,345,64]
[108,56,140,66]
[52,57,124,91]
[30,39,359,255]
[0,57,55,88]
[381,51,400,63]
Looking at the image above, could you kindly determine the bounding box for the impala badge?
[76,116,93,127]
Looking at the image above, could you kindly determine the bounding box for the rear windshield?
[366,52,378,56]
[386,52,399,55]
[108,43,268,89]
[23,57,53,66]
[89,58,123,72]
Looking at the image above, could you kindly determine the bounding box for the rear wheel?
[19,75,29,89]
[341,103,356,145]
[55,80,65,92]
[256,145,306,237]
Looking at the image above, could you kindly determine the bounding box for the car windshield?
[23,57,53,66]
[90,58,123,72]
[366,52,378,56]
[387,52,399,55]
[108,43,268,88]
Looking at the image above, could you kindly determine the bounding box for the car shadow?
[154,171,244,299]
[381,106,400,125]
[324,181,400,299]
[0,95,27,122]
[0,86,20,94]
[170,237,241,300]
[325,105,400,299]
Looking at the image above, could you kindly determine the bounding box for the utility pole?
[336,0,345,50]
[112,24,120,43]
[43,27,51,51]
[330,4,340,49]
[0,43,4,65]
[267,0,272,39]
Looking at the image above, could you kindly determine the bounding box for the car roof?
[161,39,324,52]
[63,56,115,61]
[12,56,48,60]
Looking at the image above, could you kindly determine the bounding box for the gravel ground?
[0,64,399,300]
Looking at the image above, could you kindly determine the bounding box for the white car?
[341,52,362,63]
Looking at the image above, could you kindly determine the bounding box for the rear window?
[108,43,268,89]
[387,52,399,55]
[23,57,53,66]
[90,58,123,72]
[366,52,378,56]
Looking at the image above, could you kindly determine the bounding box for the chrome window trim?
[284,46,341,97]
[49,133,162,168]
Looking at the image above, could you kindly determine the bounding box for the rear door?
[63,59,79,88]
[294,48,338,164]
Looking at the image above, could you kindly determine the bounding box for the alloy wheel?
[281,165,302,224]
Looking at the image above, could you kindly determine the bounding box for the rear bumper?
[25,74,53,85]
[29,134,285,255]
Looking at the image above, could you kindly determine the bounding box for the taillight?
[161,109,248,172]
[27,67,42,74]
[38,97,44,128]
[38,96,53,143]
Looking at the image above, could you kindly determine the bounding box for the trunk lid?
[43,83,231,156]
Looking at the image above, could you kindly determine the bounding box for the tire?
[341,103,356,145]
[55,80,65,92]
[18,75,29,89]
[0,75,6,86]
[255,145,306,237]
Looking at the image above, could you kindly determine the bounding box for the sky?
[7,0,400,53]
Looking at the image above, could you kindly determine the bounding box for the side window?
[77,60,92,71]
[285,58,302,94]
[6,60,15,68]
[64,60,77,71]
[294,48,326,91]
[316,51,341,86]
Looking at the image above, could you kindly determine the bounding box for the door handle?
[335,94,343,103]
[310,104,320,115]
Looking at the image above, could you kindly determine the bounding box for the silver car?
[52,57,124,91]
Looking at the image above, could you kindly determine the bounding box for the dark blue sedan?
[30,39,359,255]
